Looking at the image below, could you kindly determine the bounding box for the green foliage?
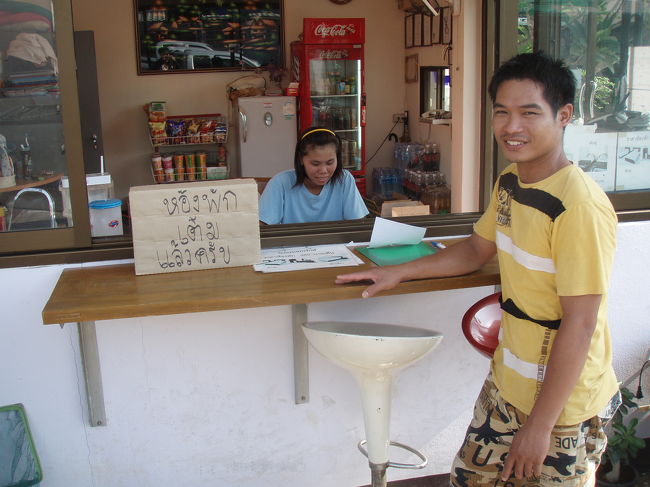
[601,387,644,484]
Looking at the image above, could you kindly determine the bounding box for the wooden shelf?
[0,173,63,193]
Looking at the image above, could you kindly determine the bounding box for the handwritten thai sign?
[129,179,260,275]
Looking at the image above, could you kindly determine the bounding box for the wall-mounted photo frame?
[441,7,452,44]
[413,13,423,47]
[431,12,441,44]
[422,13,432,46]
[134,0,283,75]
[405,54,418,83]
[405,14,414,48]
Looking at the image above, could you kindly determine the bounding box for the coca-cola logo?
[318,49,349,59]
[314,23,356,38]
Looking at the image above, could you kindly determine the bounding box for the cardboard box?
[129,179,260,275]
[391,204,430,217]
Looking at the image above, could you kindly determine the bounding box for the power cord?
[636,359,649,399]
[366,120,400,165]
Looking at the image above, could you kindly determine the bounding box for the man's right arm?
[335,232,497,298]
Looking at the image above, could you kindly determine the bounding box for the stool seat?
[302,321,443,487]
[461,292,502,358]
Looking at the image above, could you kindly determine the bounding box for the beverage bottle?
[332,72,340,94]
[343,107,351,129]
[327,73,336,95]
[335,108,343,130]
[341,138,350,167]
[349,139,359,170]
[350,108,357,128]
[349,76,357,94]
[438,173,451,213]
[318,107,327,128]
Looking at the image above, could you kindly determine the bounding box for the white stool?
[302,321,443,487]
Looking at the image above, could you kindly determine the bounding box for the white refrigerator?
[236,96,297,178]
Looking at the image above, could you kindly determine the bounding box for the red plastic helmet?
[462,292,502,358]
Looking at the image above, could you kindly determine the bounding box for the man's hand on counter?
[335,266,404,298]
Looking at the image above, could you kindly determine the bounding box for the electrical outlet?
[393,113,407,123]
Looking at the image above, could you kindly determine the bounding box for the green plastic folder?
[356,241,438,266]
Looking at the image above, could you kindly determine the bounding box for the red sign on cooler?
[303,18,365,44]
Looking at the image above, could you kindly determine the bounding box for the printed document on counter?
[254,244,364,273]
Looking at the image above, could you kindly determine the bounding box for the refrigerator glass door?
[308,57,362,171]
[238,97,297,178]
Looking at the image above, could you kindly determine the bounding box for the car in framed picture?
[135,0,283,74]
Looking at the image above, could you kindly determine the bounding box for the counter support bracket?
[78,321,107,427]
[292,303,309,404]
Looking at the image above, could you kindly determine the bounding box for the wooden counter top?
[42,244,500,325]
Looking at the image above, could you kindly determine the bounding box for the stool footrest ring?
[357,440,428,469]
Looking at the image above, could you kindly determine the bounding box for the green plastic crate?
[0,404,42,487]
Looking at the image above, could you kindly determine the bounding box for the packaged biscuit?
[148,101,166,122]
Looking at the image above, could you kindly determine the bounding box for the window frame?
[487,0,650,212]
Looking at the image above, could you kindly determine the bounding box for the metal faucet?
[7,187,56,230]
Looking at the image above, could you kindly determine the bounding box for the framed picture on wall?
[405,14,414,48]
[134,0,283,75]
[441,7,452,44]
[422,13,432,46]
[413,13,423,47]
[405,54,418,83]
[431,12,441,44]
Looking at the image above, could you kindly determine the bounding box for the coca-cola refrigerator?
[291,18,367,194]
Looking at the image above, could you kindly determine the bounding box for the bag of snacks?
[167,119,186,144]
[186,119,201,143]
[199,120,216,143]
[149,121,167,145]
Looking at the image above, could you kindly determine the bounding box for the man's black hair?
[488,51,576,115]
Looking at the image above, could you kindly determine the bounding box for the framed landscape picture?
[441,7,452,44]
[422,13,432,46]
[405,14,414,48]
[431,11,441,44]
[134,0,283,74]
[413,13,422,47]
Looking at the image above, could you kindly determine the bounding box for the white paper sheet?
[368,217,426,248]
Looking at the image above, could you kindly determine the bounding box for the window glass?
[0,2,70,233]
[516,0,650,195]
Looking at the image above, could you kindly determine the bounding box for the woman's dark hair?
[488,51,576,115]
[294,126,344,187]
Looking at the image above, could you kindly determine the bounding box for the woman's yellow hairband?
[300,128,336,140]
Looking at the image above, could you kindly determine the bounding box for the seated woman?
[259,127,369,224]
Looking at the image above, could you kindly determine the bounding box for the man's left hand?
[501,421,551,481]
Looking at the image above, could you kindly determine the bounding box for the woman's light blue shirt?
[259,169,369,224]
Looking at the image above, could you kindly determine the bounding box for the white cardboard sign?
[129,179,261,275]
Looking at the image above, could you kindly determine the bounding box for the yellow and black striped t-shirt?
[474,163,618,425]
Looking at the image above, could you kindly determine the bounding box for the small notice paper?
[368,217,426,247]
[253,244,363,273]
[130,179,261,275]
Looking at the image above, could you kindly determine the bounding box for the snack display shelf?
[148,113,228,148]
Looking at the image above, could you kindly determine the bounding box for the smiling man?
[335,52,620,487]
